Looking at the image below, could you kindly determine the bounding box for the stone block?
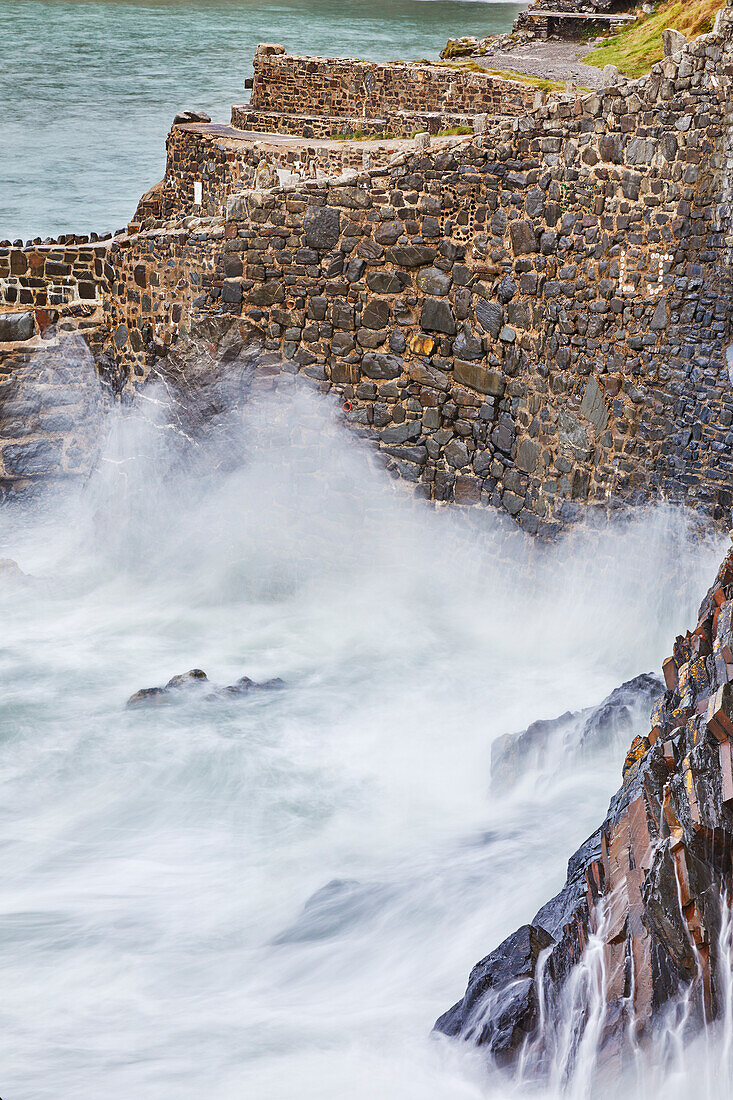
[580,375,609,435]
[3,439,63,477]
[0,311,34,342]
[304,206,341,250]
[421,298,456,335]
[454,360,505,396]
[509,220,537,256]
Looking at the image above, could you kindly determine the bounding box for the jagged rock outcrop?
[436,547,733,1073]
[491,672,663,787]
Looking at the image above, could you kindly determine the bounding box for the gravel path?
[477,40,606,90]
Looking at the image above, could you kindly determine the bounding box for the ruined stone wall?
[157,124,399,222]
[232,105,486,140]
[4,22,733,528]
[204,15,733,532]
[0,239,112,313]
[101,222,222,380]
[248,47,536,124]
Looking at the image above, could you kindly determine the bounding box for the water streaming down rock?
[436,547,733,1090]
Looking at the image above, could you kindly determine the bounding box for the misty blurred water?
[0,0,522,240]
[0,339,730,1097]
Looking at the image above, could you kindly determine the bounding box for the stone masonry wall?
[203,14,733,533]
[248,47,537,124]
[156,124,400,223]
[232,105,487,141]
[4,21,733,531]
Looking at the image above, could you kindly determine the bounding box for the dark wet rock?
[435,924,553,1062]
[126,668,285,708]
[272,878,395,944]
[491,673,663,788]
[0,311,34,342]
[438,548,733,1074]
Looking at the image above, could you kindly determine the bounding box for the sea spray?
[0,368,728,1099]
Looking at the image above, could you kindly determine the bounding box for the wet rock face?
[126,667,285,707]
[437,548,733,1073]
[491,672,663,787]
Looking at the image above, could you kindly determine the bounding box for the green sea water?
[1,0,522,241]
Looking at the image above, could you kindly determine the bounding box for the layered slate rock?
[436,547,733,1070]
[491,672,663,787]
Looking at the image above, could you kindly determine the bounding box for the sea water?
[0,0,523,240]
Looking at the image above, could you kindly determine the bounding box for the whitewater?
[1,338,732,1097]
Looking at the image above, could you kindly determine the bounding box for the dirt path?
[477,40,606,90]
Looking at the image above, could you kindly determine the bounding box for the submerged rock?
[271,878,395,945]
[126,668,285,708]
[436,548,733,1074]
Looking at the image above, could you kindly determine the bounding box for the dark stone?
[0,311,34,342]
[367,271,409,294]
[362,353,402,380]
[3,439,63,477]
[303,206,341,250]
[386,245,437,267]
[509,220,537,255]
[361,300,390,329]
[476,300,503,338]
[421,298,456,335]
[416,267,451,295]
[272,879,394,945]
[434,925,553,1061]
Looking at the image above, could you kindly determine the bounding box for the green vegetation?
[441,58,564,91]
[585,0,725,78]
[436,125,473,136]
[331,130,396,141]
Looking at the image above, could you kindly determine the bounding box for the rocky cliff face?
[436,545,733,1075]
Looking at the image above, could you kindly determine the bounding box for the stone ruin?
[1,12,733,536]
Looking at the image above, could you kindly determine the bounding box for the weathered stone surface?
[439,549,733,1073]
[0,312,34,342]
[435,925,553,1062]
[304,206,341,250]
[421,298,456,335]
[3,440,63,477]
[127,667,285,707]
[454,360,504,396]
[579,375,609,435]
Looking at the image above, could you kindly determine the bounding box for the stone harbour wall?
[202,12,733,531]
[248,45,537,123]
[231,104,483,141]
[4,19,733,531]
[155,123,401,224]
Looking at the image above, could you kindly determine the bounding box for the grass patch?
[585,0,724,78]
[436,125,473,136]
[442,58,564,90]
[331,130,396,141]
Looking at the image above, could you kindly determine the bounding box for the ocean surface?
[1,0,522,241]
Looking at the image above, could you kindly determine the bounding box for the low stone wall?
[232,106,482,140]
[155,124,401,223]
[249,46,537,121]
[0,240,111,311]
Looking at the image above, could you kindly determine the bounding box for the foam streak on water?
[0,370,729,1098]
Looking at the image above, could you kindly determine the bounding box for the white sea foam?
[0,375,728,1098]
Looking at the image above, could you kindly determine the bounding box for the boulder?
[0,312,34,342]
